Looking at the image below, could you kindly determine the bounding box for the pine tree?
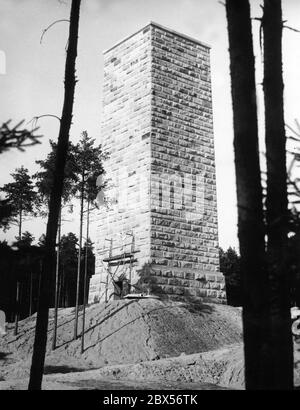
[225,0,268,389]
[262,0,293,389]
[34,139,78,350]
[0,166,39,237]
[59,232,79,307]
[219,247,241,306]
[72,131,104,339]
[28,0,81,390]
[34,139,78,214]
[13,231,35,248]
[225,0,294,389]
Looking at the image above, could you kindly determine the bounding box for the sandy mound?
[1,299,300,390]
[0,299,243,380]
[0,344,243,390]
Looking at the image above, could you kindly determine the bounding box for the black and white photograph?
[0,0,300,393]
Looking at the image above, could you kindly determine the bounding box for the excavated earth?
[0,299,299,390]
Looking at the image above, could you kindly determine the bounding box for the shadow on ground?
[44,365,97,375]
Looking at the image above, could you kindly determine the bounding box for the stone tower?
[88,22,226,304]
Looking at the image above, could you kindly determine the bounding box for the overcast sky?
[1,0,300,250]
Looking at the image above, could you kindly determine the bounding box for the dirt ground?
[0,299,299,390]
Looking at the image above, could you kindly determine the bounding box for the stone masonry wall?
[148,24,225,302]
[89,23,226,304]
[89,26,152,303]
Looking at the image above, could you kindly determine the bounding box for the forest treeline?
[0,232,95,323]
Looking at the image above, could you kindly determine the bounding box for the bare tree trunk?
[29,272,33,316]
[74,174,84,339]
[81,199,89,353]
[263,0,293,389]
[28,0,81,390]
[52,210,61,350]
[61,267,65,307]
[225,0,269,389]
[60,265,64,307]
[14,281,20,335]
[58,266,62,307]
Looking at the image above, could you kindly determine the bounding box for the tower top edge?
[103,21,211,55]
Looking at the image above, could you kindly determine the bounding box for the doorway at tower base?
[88,269,227,305]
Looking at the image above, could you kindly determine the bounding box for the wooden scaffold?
[100,232,139,302]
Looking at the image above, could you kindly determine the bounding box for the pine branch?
[0,120,42,153]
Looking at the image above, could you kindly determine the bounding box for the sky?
[0,0,300,251]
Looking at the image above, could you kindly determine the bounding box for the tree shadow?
[54,264,216,352]
[180,299,214,315]
[0,351,12,362]
[0,351,13,380]
[43,365,95,375]
[55,300,136,349]
[134,263,219,315]
[83,299,214,353]
[134,262,165,296]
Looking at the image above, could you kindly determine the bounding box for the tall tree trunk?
[225,0,269,389]
[58,265,62,307]
[52,210,61,350]
[81,199,90,353]
[29,271,33,316]
[62,267,65,307]
[60,265,65,307]
[263,0,293,389]
[14,281,20,335]
[74,174,84,339]
[28,0,81,390]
